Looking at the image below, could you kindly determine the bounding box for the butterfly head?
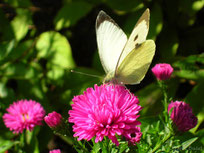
[103,72,125,85]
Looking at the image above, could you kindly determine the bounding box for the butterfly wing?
[96,11,127,74]
[116,40,156,84]
[116,9,150,72]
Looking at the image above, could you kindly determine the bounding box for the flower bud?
[152,63,173,80]
[44,111,62,128]
[168,101,197,132]
[49,149,61,153]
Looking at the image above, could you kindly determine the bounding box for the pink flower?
[49,149,61,153]
[168,101,197,132]
[123,126,142,145]
[3,99,45,133]
[69,84,142,146]
[151,63,173,80]
[44,111,62,128]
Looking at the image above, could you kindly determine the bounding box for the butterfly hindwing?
[116,40,156,84]
[96,11,127,74]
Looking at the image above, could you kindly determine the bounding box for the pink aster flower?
[49,149,61,153]
[44,111,62,128]
[168,101,197,132]
[3,99,45,133]
[69,84,142,146]
[152,63,174,80]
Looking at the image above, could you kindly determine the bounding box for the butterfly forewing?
[96,11,127,74]
[116,40,156,84]
[116,9,150,74]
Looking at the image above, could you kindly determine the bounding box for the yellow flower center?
[22,113,29,121]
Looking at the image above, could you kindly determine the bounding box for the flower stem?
[158,80,168,122]
[20,131,25,148]
[151,131,172,153]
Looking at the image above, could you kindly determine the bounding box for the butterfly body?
[96,9,155,85]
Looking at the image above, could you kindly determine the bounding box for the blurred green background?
[0,0,203,152]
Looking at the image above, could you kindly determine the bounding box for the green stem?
[151,132,172,153]
[20,131,25,148]
[102,137,110,153]
[158,81,168,122]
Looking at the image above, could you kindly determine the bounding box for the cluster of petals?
[49,149,61,153]
[69,84,142,146]
[44,111,62,128]
[152,63,174,80]
[168,101,197,132]
[3,99,45,133]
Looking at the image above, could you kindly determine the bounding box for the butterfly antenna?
[70,70,103,78]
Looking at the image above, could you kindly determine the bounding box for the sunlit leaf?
[174,70,204,81]
[0,136,17,153]
[182,137,198,150]
[11,9,32,41]
[36,31,75,80]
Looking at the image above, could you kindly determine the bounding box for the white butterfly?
[96,9,156,85]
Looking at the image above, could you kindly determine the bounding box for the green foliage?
[54,1,93,30]
[0,0,203,152]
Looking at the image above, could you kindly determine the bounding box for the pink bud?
[168,101,197,132]
[49,149,61,153]
[44,111,62,128]
[151,63,173,80]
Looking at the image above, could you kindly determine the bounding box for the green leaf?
[8,40,34,61]
[91,142,101,153]
[0,40,15,65]
[0,40,34,66]
[0,62,41,80]
[0,139,16,153]
[173,54,204,70]
[182,137,198,150]
[118,142,128,153]
[36,31,75,80]
[148,3,163,40]
[174,70,204,81]
[11,9,32,41]
[24,128,40,153]
[54,1,92,30]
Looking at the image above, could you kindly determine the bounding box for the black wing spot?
[135,43,141,49]
[134,35,138,41]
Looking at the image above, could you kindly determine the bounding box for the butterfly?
[95,9,156,85]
